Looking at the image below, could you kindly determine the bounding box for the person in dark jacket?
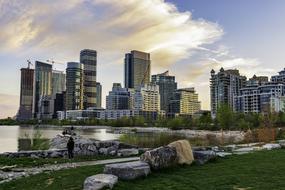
[67,137,75,159]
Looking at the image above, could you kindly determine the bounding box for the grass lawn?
[2,150,285,190]
[0,155,121,168]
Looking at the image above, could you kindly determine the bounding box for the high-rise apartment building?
[133,84,160,112]
[106,83,131,110]
[271,68,285,83]
[124,50,151,89]
[66,62,84,110]
[80,49,97,109]
[169,88,201,116]
[234,82,285,114]
[151,71,177,112]
[96,82,102,108]
[33,61,52,118]
[17,68,34,120]
[210,68,247,117]
[52,70,66,96]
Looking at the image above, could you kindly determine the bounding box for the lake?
[0,125,121,153]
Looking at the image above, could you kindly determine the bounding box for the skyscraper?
[66,62,84,110]
[124,50,151,89]
[80,49,97,109]
[151,71,177,112]
[33,61,52,118]
[169,88,201,116]
[17,68,34,120]
[210,68,246,117]
[96,82,102,108]
[106,83,131,110]
[52,70,66,96]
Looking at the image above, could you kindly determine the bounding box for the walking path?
[0,157,140,184]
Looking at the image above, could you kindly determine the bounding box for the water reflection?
[0,125,121,153]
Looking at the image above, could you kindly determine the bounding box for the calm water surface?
[0,125,121,153]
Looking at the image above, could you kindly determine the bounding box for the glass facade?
[33,61,52,118]
[151,71,177,112]
[66,62,84,110]
[124,50,151,89]
[52,70,66,96]
[96,82,102,108]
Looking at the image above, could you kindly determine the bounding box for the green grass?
[0,155,120,168]
[0,165,103,190]
[2,150,285,190]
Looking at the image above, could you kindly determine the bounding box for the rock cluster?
[0,135,139,159]
[85,140,196,189]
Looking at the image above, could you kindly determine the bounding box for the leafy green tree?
[216,103,234,130]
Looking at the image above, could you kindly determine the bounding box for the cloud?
[0,93,19,119]
[0,0,223,67]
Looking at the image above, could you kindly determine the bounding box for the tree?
[216,103,234,130]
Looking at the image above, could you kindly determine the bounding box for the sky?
[0,0,285,118]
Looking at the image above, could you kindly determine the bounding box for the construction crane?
[46,59,65,70]
[27,59,33,69]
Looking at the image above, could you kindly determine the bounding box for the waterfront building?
[169,88,201,116]
[271,68,285,83]
[151,71,177,112]
[124,50,151,89]
[80,49,97,109]
[52,70,66,96]
[17,68,34,120]
[66,62,84,110]
[106,83,131,110]
[96,82,102,108]
[210,68,247,117]
[234,82,285,114]
[133,84,160,112]
[247,75,268,86]
[33,61,52,118]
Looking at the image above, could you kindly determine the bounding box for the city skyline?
[1,0,285,118]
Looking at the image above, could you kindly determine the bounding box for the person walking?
[67,137,75,159]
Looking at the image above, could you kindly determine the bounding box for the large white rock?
[104,161,150,180]
[83,174,118,190]
[262,143,281,150]
[168,140,194,165]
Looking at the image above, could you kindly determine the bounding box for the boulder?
[262,143,281,150]
[83,174,118,190]
[168,140,194,165]
[117,149,139,157]
[193,150,216,165]
[140,146,177,170]
[104,161,150,180]
[278,140,285,148]
[216,152,232,157]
